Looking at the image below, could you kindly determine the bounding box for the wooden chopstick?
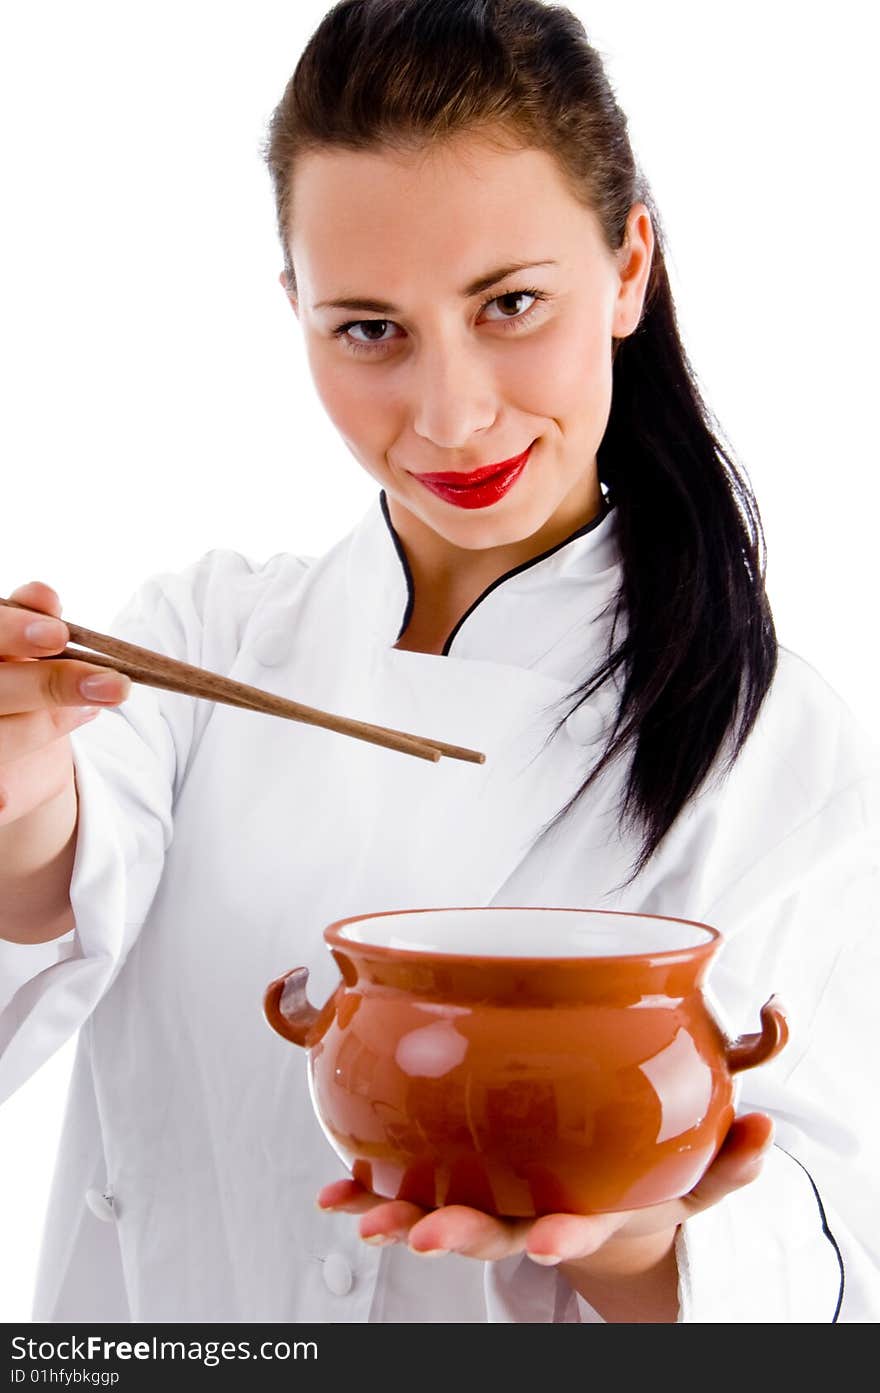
[53,647,446,762]
[0,598,486,766]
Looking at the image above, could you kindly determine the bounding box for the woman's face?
[283,131,653,569]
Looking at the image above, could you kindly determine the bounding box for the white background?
[1,1,877,1320]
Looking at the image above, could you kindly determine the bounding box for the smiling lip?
[409,443,534,510]
[412,445,534,488]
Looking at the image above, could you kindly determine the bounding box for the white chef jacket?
[1,490,878,1324]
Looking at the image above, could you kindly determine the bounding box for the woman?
[0,0,876,1323]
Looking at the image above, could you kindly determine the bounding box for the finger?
[0,595,69,660]
[404,1205,535,1260]
[682,1112,775,1217]
[316,1182,529,1257]
[316,1179,379,1213]
[0,706,101,765]
[317,1181,429,1244]
[520,1209,629,1264]
[319,1187,428,1248]
[5,581,63,621]
[358,1200,435,1247]
[0,656,131,717]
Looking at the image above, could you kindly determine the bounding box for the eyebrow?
[312,260,559,313]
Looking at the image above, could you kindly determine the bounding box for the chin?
[432,502,550,552]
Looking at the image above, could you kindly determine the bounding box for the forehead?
[287,134,603,295]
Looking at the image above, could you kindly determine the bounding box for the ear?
[279,270,298,317]
[612,203,653,340]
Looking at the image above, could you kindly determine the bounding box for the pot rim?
[323,904,721,966]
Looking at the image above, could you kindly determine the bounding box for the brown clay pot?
[264,906,788,1217]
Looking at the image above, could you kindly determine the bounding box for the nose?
[410,333,496,448]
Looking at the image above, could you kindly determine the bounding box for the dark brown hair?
[261,0,777,882]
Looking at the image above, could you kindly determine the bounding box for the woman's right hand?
[0,581,131,828]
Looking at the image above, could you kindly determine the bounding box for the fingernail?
[409,1246,448,1258]
[26,619,66,648]
[362,1234,396,1247]
[79,674,131,701]
[527,1252,561,1266]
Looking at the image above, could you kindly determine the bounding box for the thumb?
[682,1112,775,1217]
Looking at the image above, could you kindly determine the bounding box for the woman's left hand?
[316,1112,775,1320]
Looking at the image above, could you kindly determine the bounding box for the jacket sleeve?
[0,547,295,1104]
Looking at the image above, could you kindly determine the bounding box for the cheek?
[308,349,388,441]
[537,320,612,445]
[511,318,612,428]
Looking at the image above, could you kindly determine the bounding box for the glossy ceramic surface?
[264,907,788,1217]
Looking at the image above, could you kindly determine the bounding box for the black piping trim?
[774,1144,845,1322]
[379,490,416,642]
[378,488,612,653]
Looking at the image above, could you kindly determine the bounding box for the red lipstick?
[411,442,534,510]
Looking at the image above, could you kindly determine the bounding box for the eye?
[331,287,549,357]
[480,288,544,323]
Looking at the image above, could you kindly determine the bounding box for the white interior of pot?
[335,907,715,957]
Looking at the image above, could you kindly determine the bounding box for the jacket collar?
[345,488,622,680]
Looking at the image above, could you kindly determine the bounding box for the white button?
[251,625,295,668]
[322,1252,354,1296]
[85,1188,115,1222]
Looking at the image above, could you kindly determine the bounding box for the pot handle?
[726,995,789,1074]
[263,966,323,1048]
